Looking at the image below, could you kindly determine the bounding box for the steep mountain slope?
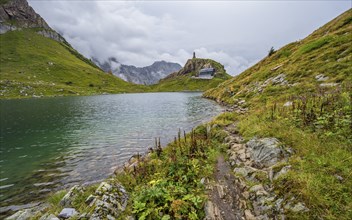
[204,9,351,219]
[151,58,232,91]
[0,0,64,42]
[204,9,351,104]
[0,0,146,99]
[94,58,182,85]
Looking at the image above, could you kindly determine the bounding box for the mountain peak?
[164,58,228,80]
[0,0,64,42]
[1,0,49,29]
[93,58,182,85]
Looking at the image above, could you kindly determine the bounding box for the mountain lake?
[0,92,223,210]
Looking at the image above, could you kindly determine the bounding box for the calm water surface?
[0,92,222,208]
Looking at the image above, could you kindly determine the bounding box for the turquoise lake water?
[0,92,223,209]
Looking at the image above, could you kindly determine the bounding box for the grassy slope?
[20,10,351,220]
[205,9,352,219]
[150,58,232,92]
[0,30,148,98]
[204,10,351,104]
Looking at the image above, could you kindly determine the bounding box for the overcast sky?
[28,0,350,75]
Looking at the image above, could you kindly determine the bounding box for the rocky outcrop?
[4,203,49,220]
[0,0,64,42]
[84,181,129,219]
[59,185,85,207]
[0,0,49,29]
[164,58,224,80]
[222,124,309,219]
[93,58,182,85]
[7,180,128,220]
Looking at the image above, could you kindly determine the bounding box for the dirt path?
[205,154,243,220]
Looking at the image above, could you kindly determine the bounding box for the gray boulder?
[89,181,129,219]
[5,209,34,220]
[58,208,78,219]
[59,185,85,207]
[246,138,289,168]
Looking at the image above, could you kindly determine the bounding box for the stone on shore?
[59,185,85,207]
[58,208,78,219]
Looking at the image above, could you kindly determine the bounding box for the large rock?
[0,0,65,42]
[0,0,50,29]
[89,181,129,219]
[5,203,49,220]
[59,185,85,207]
[5,209,34,220]
[246,138,289,168]
[58,208,78,219]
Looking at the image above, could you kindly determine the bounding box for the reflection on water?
[0,92,223,208]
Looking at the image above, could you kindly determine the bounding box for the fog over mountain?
[28,1,350,75]
[93,58,182,85]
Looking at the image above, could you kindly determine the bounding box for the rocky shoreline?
[4,103,308,220]
[205,124,309,219]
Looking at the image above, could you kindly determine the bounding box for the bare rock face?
[59,185,85,207]
[93,58,182,85]
[163,58,225,80]
[246,138,290,168]
[0,0,49,29]
[0,0,64,42]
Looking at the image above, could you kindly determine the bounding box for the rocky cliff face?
[93,58,182,85]
[163,58,227,80]
[0,0,64,42]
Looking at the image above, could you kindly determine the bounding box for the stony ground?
[203,121,310,220]
[205,155,242,220]
[5,117,309,220]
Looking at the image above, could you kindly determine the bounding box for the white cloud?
[28,0,350,76]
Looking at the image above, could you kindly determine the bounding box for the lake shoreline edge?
[1,94,229,219]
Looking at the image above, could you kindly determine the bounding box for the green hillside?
[204,10,351,104]
[151,58,232,91]
[204,9,352,219]
[0,30,147,99]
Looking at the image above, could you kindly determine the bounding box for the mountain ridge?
[0,0,64,42]
[93,58,182,85]
[0,0,147,99]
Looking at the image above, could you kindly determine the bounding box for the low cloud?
[29,0,349,76]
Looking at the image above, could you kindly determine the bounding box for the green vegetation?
[203,9,352,219]
[116,127,226,219]
[0,30,148,99]
[42,122,229,219]
[204,9,352,105]
[234,88,352,219]
[150,76,227,92]
[0,30,229,98]
[0,0,10,5]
